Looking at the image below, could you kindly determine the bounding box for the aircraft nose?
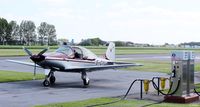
[30,55,45,62]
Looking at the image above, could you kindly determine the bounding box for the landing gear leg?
[81,71,90,86]
[43,69,56,87]
[50,72,56,84]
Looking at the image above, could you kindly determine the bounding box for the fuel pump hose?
[194,88,200,96]
[86,79,139,107]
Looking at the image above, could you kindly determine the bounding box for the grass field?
[0,49,50,56]
[121,60,200,73]
[1,46,200,73]
[1,45,200,56]
[0,48,171,56]
[0,70,44,82]
[195,83,200,92]
[1,46,199,73]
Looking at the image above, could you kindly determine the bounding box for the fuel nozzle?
[171,66,176,78]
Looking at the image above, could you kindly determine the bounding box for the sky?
[1,0,200,45]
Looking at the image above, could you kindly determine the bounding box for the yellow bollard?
[143,80,150,94]
[160,77,167,90]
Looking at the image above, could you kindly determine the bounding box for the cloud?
[107,3,200,26]
[2,14,37,23]
[38,0,67,6]
[43,8,74,18]
[2,0,200,44]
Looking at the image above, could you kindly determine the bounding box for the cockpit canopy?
[72,46,97,60]
[55,45,74,56]
[55,45,97,60]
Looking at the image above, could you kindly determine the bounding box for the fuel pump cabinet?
[164,51,199,103]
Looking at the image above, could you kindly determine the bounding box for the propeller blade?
[38,48,49,55]
[33,63,36,80]
[23,47,33,56]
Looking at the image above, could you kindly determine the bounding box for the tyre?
[43,79,50,87]
[83,78,90,86]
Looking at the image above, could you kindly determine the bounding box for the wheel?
[83,78,90,86]
[43,79,50,87]
[50,76,56,84]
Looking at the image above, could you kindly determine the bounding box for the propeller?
[23,47,48,79]
[38,47,49,55]
[23,46,32,56]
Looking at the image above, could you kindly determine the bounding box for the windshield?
[55,45,74,56]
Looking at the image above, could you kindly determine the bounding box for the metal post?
[157,78,160,95]
[186,59,190,96]
[33,63,36,80]
[140,80,143,99]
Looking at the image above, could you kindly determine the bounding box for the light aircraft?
[8,42,142,87]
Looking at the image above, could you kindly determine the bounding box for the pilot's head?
[63,42,67,45]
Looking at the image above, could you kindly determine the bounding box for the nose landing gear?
[43,70,56,87]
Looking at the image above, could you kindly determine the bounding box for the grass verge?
[0,70,44,82]
[195,83,200,92]
[36,84,200,107]
[35,97,200,107]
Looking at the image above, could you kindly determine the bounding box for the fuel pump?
[164,51,199,103]
[169,51,193,96]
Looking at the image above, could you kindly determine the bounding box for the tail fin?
[106,42,115,61]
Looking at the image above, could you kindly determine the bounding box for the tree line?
[79,38,107,46]
[0,17,57,46]
[179,42,200,46]
[79,38,153,47]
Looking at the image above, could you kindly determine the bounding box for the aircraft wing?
[63,62,143,72]
[6,59,142,72]
[6,60,40,68]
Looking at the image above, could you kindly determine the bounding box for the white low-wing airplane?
[8,42,142,87]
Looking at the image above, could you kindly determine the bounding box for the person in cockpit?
[74,50,81,59]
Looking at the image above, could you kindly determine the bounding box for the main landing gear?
[43,70,56,87]
[81,71,90,86]
[42,70,90,87]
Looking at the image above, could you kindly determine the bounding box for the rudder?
[105,42,115,61]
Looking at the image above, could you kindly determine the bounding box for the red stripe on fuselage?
[45,57,95,63]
